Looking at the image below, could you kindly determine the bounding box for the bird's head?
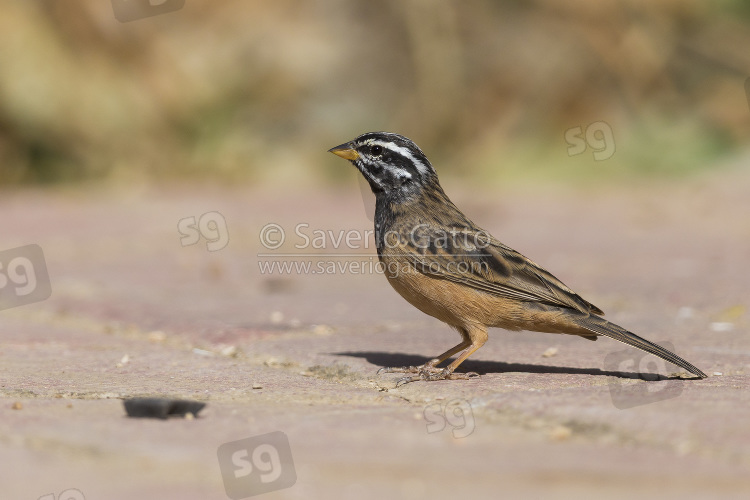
[328,132,438,199]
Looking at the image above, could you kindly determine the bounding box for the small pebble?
[713,372,723,376]
[718,304,746,321]
[11,402,22,410]
[270,311,284,324]
[312,324,334,336]
[184,413,194,420]
[542,347,558,358]
[709,322,733,332]
[220,345,238,357]
[148,331,167,342]
[123,397,205,419]
[193,348,214,357]
[252,383,263,390]
[549,425,572,441]
[676,306,694,321]
[116,354,130,368]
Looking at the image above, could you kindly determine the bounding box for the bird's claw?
[386,367,479,387]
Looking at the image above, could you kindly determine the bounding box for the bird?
[329,131,707,385]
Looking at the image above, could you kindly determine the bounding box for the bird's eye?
[371,145,383,156]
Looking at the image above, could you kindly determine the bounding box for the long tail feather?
[574,315,707,379]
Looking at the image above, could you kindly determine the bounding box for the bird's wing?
[390,225,603,315]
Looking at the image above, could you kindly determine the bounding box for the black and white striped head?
[329,132,438,198]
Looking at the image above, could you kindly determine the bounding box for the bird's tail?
[572,314,707,379]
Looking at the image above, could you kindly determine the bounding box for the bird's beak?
[328,143,359,161]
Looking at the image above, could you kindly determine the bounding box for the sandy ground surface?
[1,162,749,500]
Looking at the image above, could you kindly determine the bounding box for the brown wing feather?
[390,224,604,316]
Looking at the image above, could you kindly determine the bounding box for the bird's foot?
[377,359,439,375]
[378,363,479,386]
[395,368,479,387]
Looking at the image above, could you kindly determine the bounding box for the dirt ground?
[1,160,749,500]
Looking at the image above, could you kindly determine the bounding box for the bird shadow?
[332,351,679,380]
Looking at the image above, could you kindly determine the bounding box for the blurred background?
[0,0,749,188]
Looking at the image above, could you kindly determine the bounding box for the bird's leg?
[380,326,488,385]
[377,337,470,375]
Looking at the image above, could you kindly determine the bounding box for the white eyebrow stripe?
[368,140,430,176]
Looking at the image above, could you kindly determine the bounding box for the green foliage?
[0,1,747,186]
